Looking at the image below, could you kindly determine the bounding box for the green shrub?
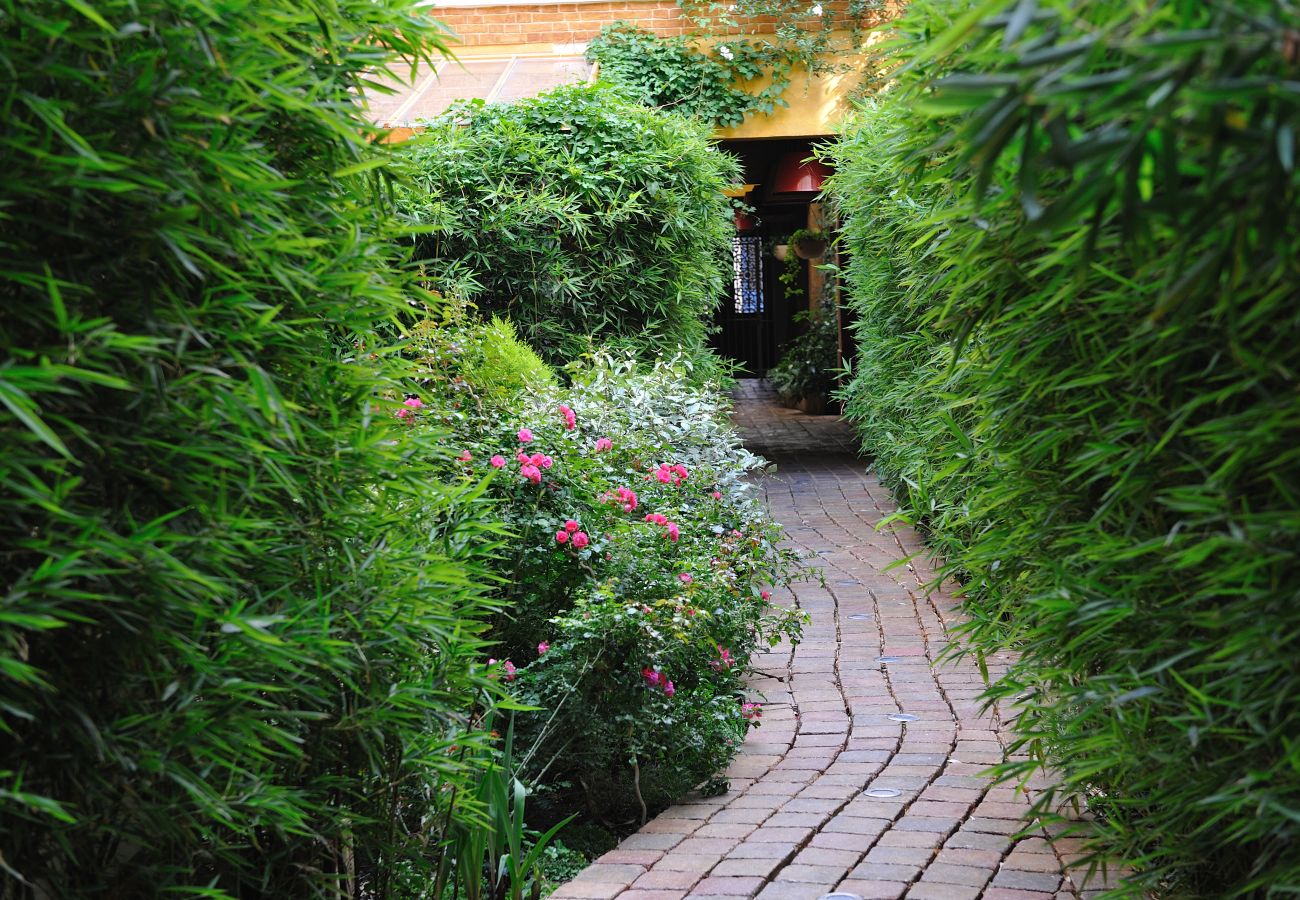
[0,2,502,896]
[396,85,740,376]
[462,316,558,404]
[829,1,1300,895]
[410,323,805,820]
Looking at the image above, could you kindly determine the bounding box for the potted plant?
[789,227,828,260]
[767,311,841,413]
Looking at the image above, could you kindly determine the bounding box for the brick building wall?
[430,1,882,48]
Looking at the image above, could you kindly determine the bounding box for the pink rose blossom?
[541,455,554,469]
[666,522,680,542]
[396,396,424,420]
[517,428,533,443]
[642,667,662,687]
[594,437,612,452]
[679,573,693,584]
[564,519,580,532]
[516,450,530,464]
[458,450,472,462]
[538,641,550,655]
[663,680,675,698]
[559,405,576,430]
[555,530,569,544]
[711,646,734,671]
[503,660,517,681]
[490,455,506,468]
[520,464,542,484]
[712,491,722,500]
[571,531,590,549]
[760,590,771,601]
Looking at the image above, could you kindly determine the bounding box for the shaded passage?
[553,381,1118,900]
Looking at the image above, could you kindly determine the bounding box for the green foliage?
[0,1,504,896]
[396,85,739,377]
[410,324,805,820]
[449,316,558,408]
[538,843,590,894]
[586,23,791,127]
[829,1,1300,895]
[436,716,573,900]
[767,312,840,405]
[587,0,887,127]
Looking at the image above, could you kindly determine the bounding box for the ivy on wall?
[586,0,888,127]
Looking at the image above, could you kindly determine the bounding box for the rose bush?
[406,314,805,819]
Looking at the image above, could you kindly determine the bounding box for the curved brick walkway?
[552,381,1118,900]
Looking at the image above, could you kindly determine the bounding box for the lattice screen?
[732,236,764,314]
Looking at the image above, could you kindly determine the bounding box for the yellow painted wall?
[434,30,881,139]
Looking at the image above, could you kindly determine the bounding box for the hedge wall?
[396,84,740,376]
[829,1,1300,894]
[0,2,499,895]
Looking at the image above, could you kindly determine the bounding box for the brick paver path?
[553,381,1117,900]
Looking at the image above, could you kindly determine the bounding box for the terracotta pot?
[796,393,828,415]
[793,236,828,260]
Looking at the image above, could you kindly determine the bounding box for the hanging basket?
[792,233,828,260]
[772,243,790,262]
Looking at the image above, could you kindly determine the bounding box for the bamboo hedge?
[0,2,502,896]
[828,0,1300,894]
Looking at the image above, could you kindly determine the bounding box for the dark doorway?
[709,137,830,377]
[715,235,772,374]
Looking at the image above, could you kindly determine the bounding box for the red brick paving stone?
[864,846,933,866]
[754,884,831,900]
[548,882,627,899]
[932,848,1001,868]
[904,883,982,900]
[849,862,923,882]
[991,869,1064,892]
[907,801,972,818]
[749,826,813,843]
[571,864,647,885]
[656,854,724,874]
[809,831,877,853]
[877,831,947,850]
[962,817,1025,835]
[632,869,704,890]
[791,847,862,868]
[943,830,1013,852]
[622,833,691,851]
[695,823,760,840]
[600,849,667,866]
[619,892,688,900]
[916,863,991,887]
[674,838,742,856]
[776,863,850,883]
[1004,852,1066,873]
[689,876,766,895]
[891,816,961,834]
[765,811,826,829]
[712,857,787,879]
[727,840,799,860]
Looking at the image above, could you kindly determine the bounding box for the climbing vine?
[586,0,889,127]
